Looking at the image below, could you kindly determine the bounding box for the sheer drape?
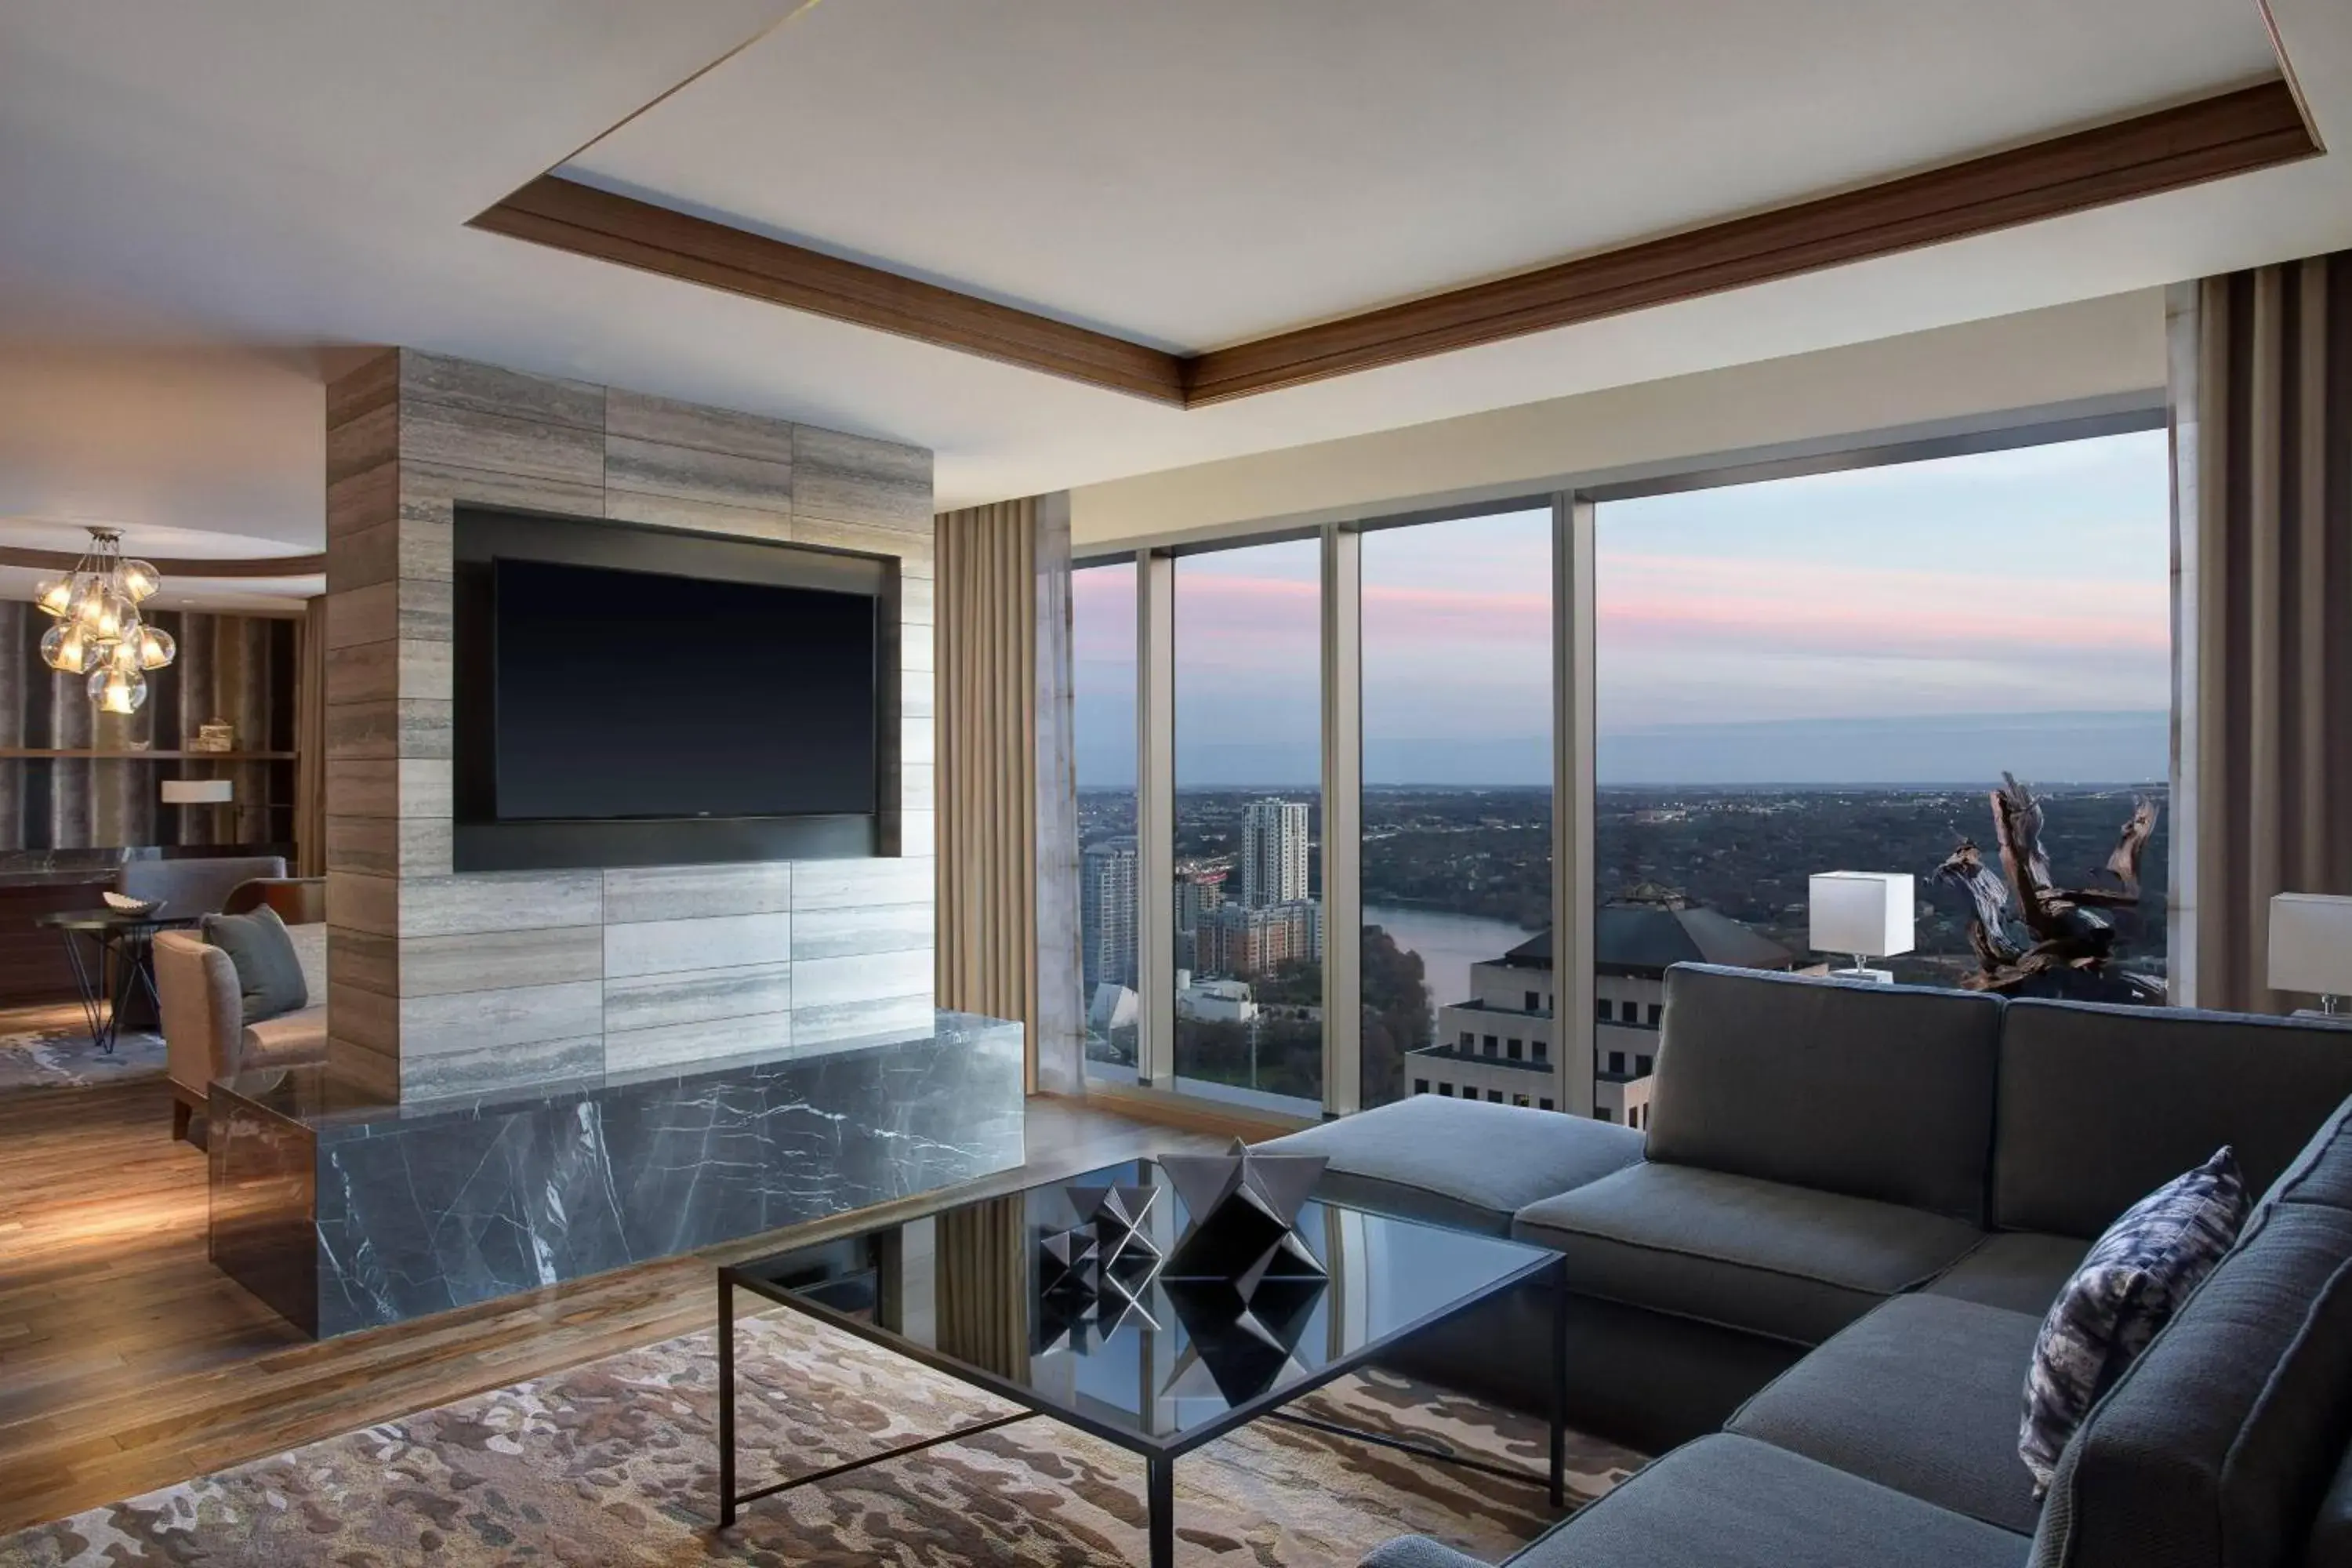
[2171,254,2352,1011]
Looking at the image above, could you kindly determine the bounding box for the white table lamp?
[1810,871,1915,985]
[2269,893,2352,1014]
[160,779,234,805]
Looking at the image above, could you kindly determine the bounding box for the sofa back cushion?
[118,854,289,918]
[2030,1201,2352,1568]
[2271,1099,2352,1215]
[1648,964,2003,1224]
[1994,1001,2352,1239]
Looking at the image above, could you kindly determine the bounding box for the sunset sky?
[1074,428,2171,786]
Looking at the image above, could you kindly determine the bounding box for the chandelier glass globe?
[34,529,175,702]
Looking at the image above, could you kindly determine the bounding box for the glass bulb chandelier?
[34,528,173,714]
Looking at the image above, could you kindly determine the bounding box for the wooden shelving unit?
[0,749,298,761]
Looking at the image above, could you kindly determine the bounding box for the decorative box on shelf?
[191,720,235,753]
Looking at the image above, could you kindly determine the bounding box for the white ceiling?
[0,0,2347,604]
[568,0,2284,350]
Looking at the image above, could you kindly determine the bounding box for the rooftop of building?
[1494,889,1799,979]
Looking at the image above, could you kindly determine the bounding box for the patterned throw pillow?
[2020,1146,2250,1494]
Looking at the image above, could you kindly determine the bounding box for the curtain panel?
[2170,254,2352,1011]
[937,496,1081,1092]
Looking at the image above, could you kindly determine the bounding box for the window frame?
[1073,394,2166,1125]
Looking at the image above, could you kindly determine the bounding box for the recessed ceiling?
[0,0,2344,541]
[564,0,2286,351]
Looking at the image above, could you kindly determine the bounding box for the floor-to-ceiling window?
[1171,539,1323,1111]
[1359,509,1555,1110]
[1590,427,2172,1124]
[1074,558,1139,1078]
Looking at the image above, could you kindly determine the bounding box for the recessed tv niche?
[452,506,891,872]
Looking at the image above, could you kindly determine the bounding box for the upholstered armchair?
[154,920,327,1143]
[118,855,288,919]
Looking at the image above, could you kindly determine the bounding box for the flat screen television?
[491,557,877,822]
[450,506,891,872]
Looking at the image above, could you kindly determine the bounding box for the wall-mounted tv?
[452,507,893,872]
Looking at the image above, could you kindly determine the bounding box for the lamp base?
[1829,966,1895,985]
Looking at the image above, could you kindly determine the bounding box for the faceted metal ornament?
[1161,1139,1329,1284]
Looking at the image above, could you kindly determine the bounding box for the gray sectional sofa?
[1261,962,2352,1568]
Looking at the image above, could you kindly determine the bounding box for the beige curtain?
[2172,253,2352,1011]
[938,500,1042,1087]
[293,595,328,877]
[931,1196,1030,1378]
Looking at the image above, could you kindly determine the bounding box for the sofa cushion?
[1649,964,2002,1223]
[1993,1000,2352,1240]
[1361,1539,1483,1568]
[1258,1094,1642,1236]
[1730,1293,2046,1534]
[1490,1434,2029,1568]
[2271,1098,2352,1213]
[240,1005,325,1069]
[1931,1233,2092,1318]
[199,905,309,1023]
[2031,1201,2352,1568]
[2021,1148,2251,1494]
[1513,1161,1984,1346]
[2308,1443,2352,1568]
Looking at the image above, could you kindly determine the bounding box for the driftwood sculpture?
[1932,774,2161,1000]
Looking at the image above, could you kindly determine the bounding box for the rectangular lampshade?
[1810,871,1916,959]
[161,779,234,804]
[2270,893,2352,996]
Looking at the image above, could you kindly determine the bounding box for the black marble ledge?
[208,1011,1025,1338]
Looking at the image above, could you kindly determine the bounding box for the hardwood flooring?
[0,1061,1225,1534]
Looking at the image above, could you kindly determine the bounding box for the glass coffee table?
[718,1156,1566,1566]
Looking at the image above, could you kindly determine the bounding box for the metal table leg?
[1147,1454,1174,1568]
[56,927,109,1053]
[101,929,162,1054]
[1550,1257,1567,1508]
[718,1269,737,1527]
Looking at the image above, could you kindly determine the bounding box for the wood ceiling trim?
[1185,82,2319,403]
[0,546,325,578]
[472,80,2319,410]
[472,176,1188,405]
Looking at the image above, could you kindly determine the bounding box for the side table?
[34,909,201,1052]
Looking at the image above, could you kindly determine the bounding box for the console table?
[207,1011,1025,1337]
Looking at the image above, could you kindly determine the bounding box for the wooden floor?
[0,1060,1229,1534]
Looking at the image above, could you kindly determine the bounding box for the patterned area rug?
[0,1015,166,1091]
[3,1308,1641,1566]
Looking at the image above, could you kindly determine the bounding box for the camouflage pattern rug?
[1,1308,1641,1566]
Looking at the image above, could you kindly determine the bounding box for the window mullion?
[1322,524,1363,1118]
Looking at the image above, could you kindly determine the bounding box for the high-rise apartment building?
[1204,899,1323,977]
[1240,798,1312,909]
[1080,838,1138,991]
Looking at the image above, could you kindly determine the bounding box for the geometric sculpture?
[1156,1139,1332,1404]
[1035,1180,1165,1355]
[1160,1139,1328,1289]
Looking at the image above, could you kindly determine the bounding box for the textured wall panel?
[319,349,937,1101]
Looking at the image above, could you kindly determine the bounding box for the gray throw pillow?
[199,905,309,1024]
[2019,1145,2249,1494]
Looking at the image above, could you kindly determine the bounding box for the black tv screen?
[491,557,877,822]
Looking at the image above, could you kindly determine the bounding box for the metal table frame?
[42,913,194,1054]
[715,1240,1567,1567]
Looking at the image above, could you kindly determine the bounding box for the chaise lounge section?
[1263,964,2352,1567]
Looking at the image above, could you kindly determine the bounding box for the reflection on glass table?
[717,1157,1568,1568]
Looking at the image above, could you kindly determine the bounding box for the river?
[1363,903,1541,1025]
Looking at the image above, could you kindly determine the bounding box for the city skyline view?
[1073,426,2175,1112]
[1073,429,2169,788]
